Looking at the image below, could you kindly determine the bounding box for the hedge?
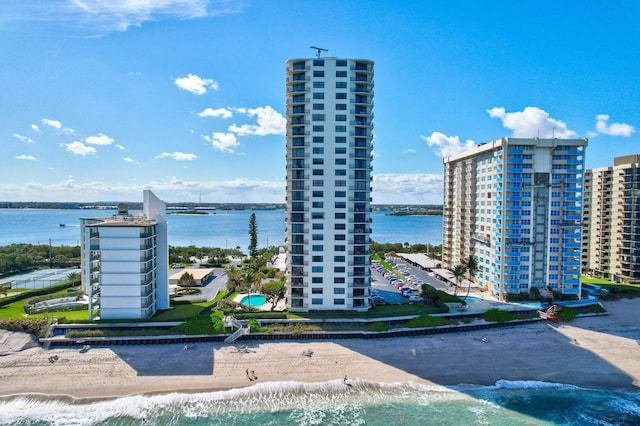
[0,282,77,308]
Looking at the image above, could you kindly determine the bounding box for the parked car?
[371,295,386,304]
[409,295,424,303]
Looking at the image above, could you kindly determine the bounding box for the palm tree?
[225,266,243,293]
[451,264,467,297]
[462,256,478,300]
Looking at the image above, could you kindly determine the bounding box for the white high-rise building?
[80,190,169,320]
[442,138,588,300]
[285,56,374,311]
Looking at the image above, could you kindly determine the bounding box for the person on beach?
[251,370,257,380]
[245,368,250,379]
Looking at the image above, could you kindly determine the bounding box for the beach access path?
[0,299,639,399]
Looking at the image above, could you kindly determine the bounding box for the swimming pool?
[240,294,268,307]
[460,296,484,303]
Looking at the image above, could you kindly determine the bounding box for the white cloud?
[13,133,34,143]
[421,132,476,158]
[5,0,244,33]
[203,132,239,153]
[123,157,134,162]
[61,127,75,135]
[595,114,635,137]
[487,106,577,138]
[115,144,125,150]
[85,133,114,145]
[31,124,40,132]
[228,106,286,136]
[198,107,232,118]
[65,141,96,156]
[42,118,62,129]
[16,155,37,161]
[372,173,444,204]
[174,73,219,95]
[155,152,198,161]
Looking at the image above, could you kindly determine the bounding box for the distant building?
[169,268,215,287]
[442,137,588,300]
[284,56,374,311]
[582,154,640,283]
[80,190,169,320]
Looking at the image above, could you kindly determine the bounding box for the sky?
[1,0,639,204]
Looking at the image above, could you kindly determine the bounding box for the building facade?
[284,56,374,311]
[80,190,169,320]
[443,137,588,300]
[582,154,640,282]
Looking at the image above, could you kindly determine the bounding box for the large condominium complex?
[582,154,640,282]
[284,56,374,312]
[442,137,588,300]
[80,190,169,320]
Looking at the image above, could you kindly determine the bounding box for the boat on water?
[58,223,66,227]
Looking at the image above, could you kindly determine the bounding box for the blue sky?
[1,0,638,204]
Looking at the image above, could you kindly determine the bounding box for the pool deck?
[233,293,286,311]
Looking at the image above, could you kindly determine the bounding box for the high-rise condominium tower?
[285,56,374,312]
[442,138,588,300]
[582,154,640,282]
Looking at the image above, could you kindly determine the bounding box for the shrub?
[405,315,448,328]
[248,318,260,332]
[554,306,577,322]
[0,318,50,336]
[367,321,389,332]
[482,309,515,323]
[0,282,78,308]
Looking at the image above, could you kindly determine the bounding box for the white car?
[408,295,424,303]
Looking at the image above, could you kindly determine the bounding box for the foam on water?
[0,380,638,426]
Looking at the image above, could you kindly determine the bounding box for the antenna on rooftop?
[310,46,328,58]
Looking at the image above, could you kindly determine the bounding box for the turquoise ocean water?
[1,380,639,425]
[0,209,443,248]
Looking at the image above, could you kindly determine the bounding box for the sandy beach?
[0,299,639,399]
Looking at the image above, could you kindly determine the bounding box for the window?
[335,191,346,197]
[336,104,347,110]
[334,256,345,262]
[312,180,324,187]
[313,136,324,143]
[336,81,347,89]
[313,103,324,110]
[312,288,323,295]
[313,59,324,66]
[335,223,346,230]
[312,114,325,121]
[335,234,346,240]
[336,92,347,99]
[334,277,345,284]
[335,136,346,143]
[312,233,323,240]
[312,223,323,229]
[312,169,324,175]
[335,202,346,208]
[312,277,323,284]
[312,158,324,165]
[336,70,347,78]
[336,59,347,66]
[312,245,323,251]
[335,212,346,219]
[312,190,323,197]
[334,298,345,305]
[335,169,346,176]
[312,125,324,132]
[334,287,345,294]
[335,147,347,154]
[335,125,346,132]
[313,81,324,88]
[312,256,323,262]
[336,114,346,121]
[335,245,345,251]
[312,266,323,273]
[335,158,346,165]
[312,202,324,208]
[334,266,345,273]
[312,298,323,305]
[312,147,324,154]
[313,92,324,99]
[313,70,324,77]
[335,180,346,187]
[311,212,324,219]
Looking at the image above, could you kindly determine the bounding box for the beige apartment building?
[443,137,588,300]
[582,154,640,283]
